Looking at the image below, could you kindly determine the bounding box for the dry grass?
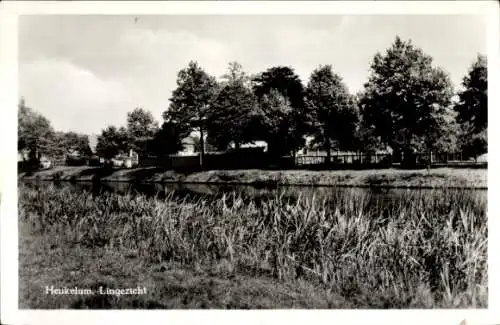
[192,168,487,188]
[19,166,487,188]
[18,182,487,308]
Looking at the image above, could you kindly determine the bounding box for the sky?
[19,14,487,135]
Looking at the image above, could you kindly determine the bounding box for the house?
[18,149,29,162]
[67,148,81,158]
[88,134,98,155]
[230,141,268,152]
[476,153,487,163]
[39,156,52,169]
[111,149,139,168]
[177,135,198,156]
[65,147,88,166]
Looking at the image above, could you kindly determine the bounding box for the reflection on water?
[20,180,487,211]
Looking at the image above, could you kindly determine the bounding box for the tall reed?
[18,182,487,308]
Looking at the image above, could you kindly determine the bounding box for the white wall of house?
[88,134,98,154]
[230,141,268,152]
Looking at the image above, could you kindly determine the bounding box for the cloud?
[19,15,487,134]
[20,60,130,134]
[19,26,237,133]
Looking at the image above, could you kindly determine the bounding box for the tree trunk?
[199,127,205,169]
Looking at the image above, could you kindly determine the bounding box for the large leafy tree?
[454,54,487,158]
[305,65,359,163]
[18,98,56,160]
[57,131,91,157]
[149,121,189,156]
[252,66,307,157]
[256,89,299,157]
[126,107,159,157]
[360,36,457,164]
[354,91,385,154]
[164,61,219,168]
[207,62,257,151]
[96,126,129,160]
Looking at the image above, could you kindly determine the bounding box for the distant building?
[67,148,81,158]
[18,149,29,162]
[88,134,98,155]
[111,149,139,168]
[40,156,52,169]
[177,135,198,156]
[476,153,487,163]
[230,141,268,152]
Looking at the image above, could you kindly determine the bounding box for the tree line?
[18,97,92,162]
[18,36,487,167]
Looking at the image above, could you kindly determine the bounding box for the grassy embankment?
[19,166,487,188]
[19,183,487,308]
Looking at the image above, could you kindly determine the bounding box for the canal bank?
[18,166,487,189]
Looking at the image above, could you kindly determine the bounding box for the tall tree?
[360,36,457,165]
[257,89,298,157]
[454,54,487,157]
[18,98,56,160]
[165,61,219,168]
[126,107,159,157]
[207,62,257,151]
[305,65,359,164]
[252,66,307,157]
[96,126,129,160]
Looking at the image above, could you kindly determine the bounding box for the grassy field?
[19,166,487,188]
[19,182,487,308]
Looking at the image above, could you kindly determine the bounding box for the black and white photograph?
[1,1,498,324]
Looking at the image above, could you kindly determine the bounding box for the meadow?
[18,182,487,308]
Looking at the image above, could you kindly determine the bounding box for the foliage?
[360,37,457,162]
[96,126,129,159]
[305,65,360,161]
[455,55,488,157]
[149,121,189,156]
[219,61,252,88]
[57,131,91,157]
[126,107,159,157]
[18,98,56,160]
[20,47,487,164]
[255,90,297,156]
[18,98,92,162]
[207,62,258,151]
[165,61,219,166]
[460,129,487,160]
[252,66,307,156]
[253,66,305,110]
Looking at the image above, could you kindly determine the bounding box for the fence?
[140,148,294,171]
[27,149,485,172]
[296,152,393,168]
[412,152,487,168]
[296,151,487,169]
